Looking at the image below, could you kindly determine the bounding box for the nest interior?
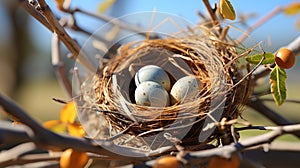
[79,26,252,151]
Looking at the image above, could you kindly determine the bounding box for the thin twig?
[0,152,60,168]
[69,8,159,39]
[202,0,219,30]
[260,98,300,104]
[23,0,96,72]
[51,33,72,97]
[246,97,300,138]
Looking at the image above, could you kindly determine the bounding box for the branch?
[0,93,152,161]
[202,0,218,27]
[68,8,160,39]
[260,98,300,104]
[20,0,96,72]
[0,152,59,168]
[247,97,292,125]
[246,97,300,138]
[287,35,300,56]
[186,124,300,162]
[19,0,52,32]
[51,33,72,97]
[132,124,300,167]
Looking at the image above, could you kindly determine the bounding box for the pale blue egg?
[170,76,201,104]
[135,81,170,107]
[135,65,171,91]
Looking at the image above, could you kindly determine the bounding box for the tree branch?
[132,124,300,167]
[202,0,219,30]
[51,33,72,97]
[0,93,152,161]
[68,8,159,39]
[246,97,300,138]
[19,0,52,32]
[20,0,96,72]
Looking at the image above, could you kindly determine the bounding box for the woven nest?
[79,25,252,151]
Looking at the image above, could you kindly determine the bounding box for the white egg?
[135,81,170,107]
[135,65,171,91]
[170,76,201,104]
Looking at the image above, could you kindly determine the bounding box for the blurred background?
[0,0,299,141]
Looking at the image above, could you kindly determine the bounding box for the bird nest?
[77,25,252,152]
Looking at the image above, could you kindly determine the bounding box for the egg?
[135,65,171,91]
[135,81,170,107]
[170,76,201,104]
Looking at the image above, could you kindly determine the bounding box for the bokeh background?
[0,0,299,141]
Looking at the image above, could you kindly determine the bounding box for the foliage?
[270,65,287,106]
[219,0,236,20]
[245,52,275,65]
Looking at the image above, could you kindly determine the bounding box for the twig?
[247,97,291,125]
[237,6,283,43]
[0,152,60,168]
[59,16,110,44]
[260,98,300,104]
[51,33,72,97]
[21,0,96,72]
[69,8,159,39]
[246,97,300,138]
[187,124,300,161]
[202,0,219,29]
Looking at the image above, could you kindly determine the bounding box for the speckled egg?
[135,65,171,91]
[135,81,170,107]
[170,76,201,104]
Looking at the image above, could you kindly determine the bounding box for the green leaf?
[284,2,300,15]
[245,52,275,65]
[219,0,236,20]
[270,65,287,106]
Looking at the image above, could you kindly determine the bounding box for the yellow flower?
[43,101,85,137]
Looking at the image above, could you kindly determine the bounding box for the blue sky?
[1,0,299,53]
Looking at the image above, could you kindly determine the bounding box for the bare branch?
[0,152,59,168]
[0,142,38,167]
[51,33,72,97]
[19,0,52,32]
[260,98,300,104]
[0,94,152,161]
[287,35,300,56]
[202,0,220,32]
[246,97,300,138]
[21,0,96,72]
[68,8,159,39]
[187,124,300,162]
